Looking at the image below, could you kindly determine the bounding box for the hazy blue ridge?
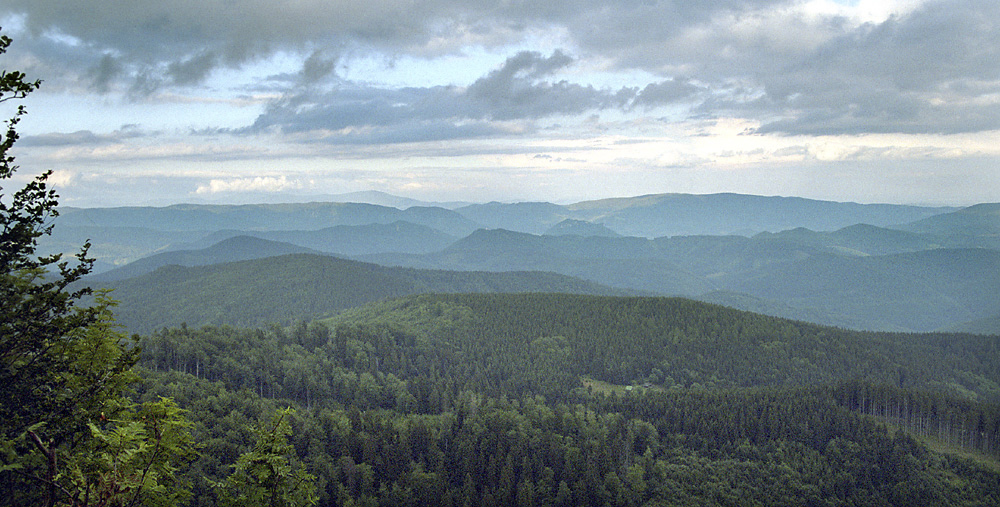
[59,201,479,236]
[165,221,457,257]
[900,202,1000,237]
[543,218,622,237]
[566,192,955,237]
[88,235,322,282]
[362,230,1000,332]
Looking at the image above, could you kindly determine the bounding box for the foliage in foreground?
[0,30,199,505]
[1,29,315,507]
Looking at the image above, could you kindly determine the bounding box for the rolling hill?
[177,221,458,257]
[89,235,321,282]
[901,202,1000,237]
[329,292,1000,401]
[365,229,1000,332]
[941,313,1000,335]
[140,291,1000,506]
[95,252,636,334]
[47,192,996,333]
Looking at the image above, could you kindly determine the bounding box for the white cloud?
[46,169,75,187]
[195,175,304,194]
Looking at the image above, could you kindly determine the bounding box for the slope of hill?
[98,253,636,334]
[544,218,621,237]
[694,290,885,330]
[902,202,1000,234]
[454,201,570,234]
[330,292,1000,401]
[173,221,457,257]
[941,313,1000,335]
[756,223,944,256]
[368,228,713,296]
[89,236,320,282]
[723,248,1000,332]
[37,225,203,272]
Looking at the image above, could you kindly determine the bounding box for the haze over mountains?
[30,191,1000,506]
[49,192,998,335]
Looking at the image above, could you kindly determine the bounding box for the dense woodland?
[131,293,1000,506]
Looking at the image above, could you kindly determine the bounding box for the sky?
[1,0,998,207]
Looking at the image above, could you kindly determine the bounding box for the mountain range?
[54,192,998,334]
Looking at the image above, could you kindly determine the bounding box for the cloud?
[195,175,304,194]
[240,51,651,142]
[5,0,999,139]
[299,50,338,84]
[46,169,75,187]
[633,79,704,108]
[86,54,123,93]
[20,125,147,147]
[735,0,1000,135]
[168,51,218,85]
[464,51,623,120]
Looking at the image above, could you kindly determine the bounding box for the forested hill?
[100,254,636,334]
[365,229,1000,332]
[329,293,1000,402]
[136,292,1000,506]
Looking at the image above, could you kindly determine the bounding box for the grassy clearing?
[578,377,668,396]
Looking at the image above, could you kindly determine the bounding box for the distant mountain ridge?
[59,201,480,235]
[46,192,961,270]
[544,219,621,237]
[364,228,1000,332]
[168,221,457,257]
[50,192,998,333]
[563,193,956,237]
[900,202,1000,238]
